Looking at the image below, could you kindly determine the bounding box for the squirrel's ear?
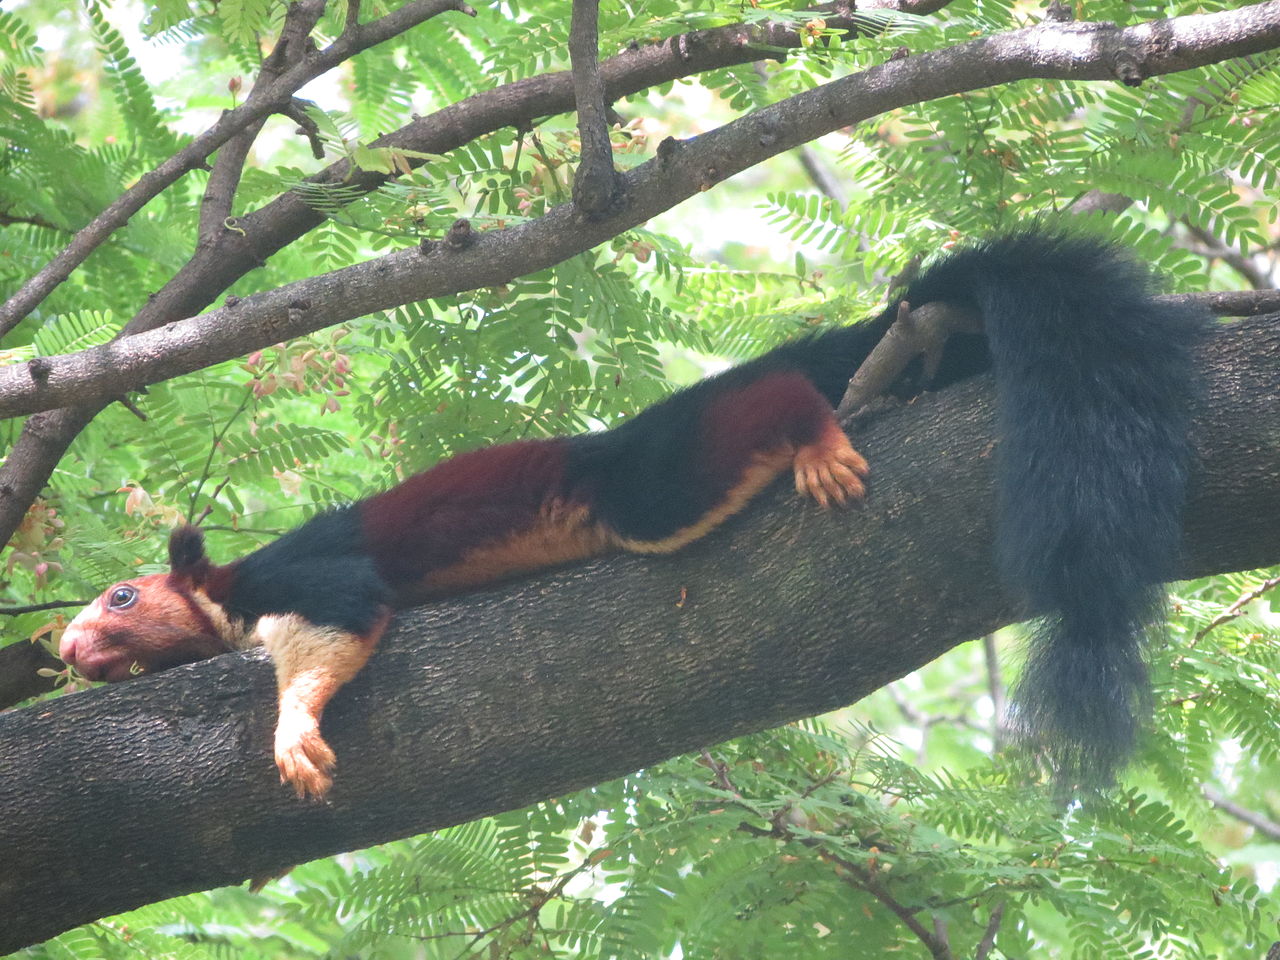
[168,524,210,583]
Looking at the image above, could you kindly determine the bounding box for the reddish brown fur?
[58,572,239,682]
[415,500,613,599]
[361,438,578,600]
[699,371,831,478]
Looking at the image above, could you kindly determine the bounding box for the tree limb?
[196,1,327,243]
[1,314,1277,951]
[1162,289,1280,316]
[569,0,621,216]
[1203,786,1280,842]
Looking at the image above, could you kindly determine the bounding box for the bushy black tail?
[901,232,1209,784]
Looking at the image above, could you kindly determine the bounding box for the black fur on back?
[565,319,891,542]
[900,232,1209,784]
[229,506,392,635]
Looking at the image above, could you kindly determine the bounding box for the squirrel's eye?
[108,586,138,610]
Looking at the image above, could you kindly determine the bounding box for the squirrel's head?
[59,525,239,682]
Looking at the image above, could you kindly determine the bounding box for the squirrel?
[58,231,1208,797]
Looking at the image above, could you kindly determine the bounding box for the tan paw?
[274,711,336,801]
[793,427,869,508]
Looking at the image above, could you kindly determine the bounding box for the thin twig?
[974,899,1005,960]
[700,748,739,793]
[1193,573,1280,646]
[1180,220,1272,290]
[186,391,252,523]
[823,847,954,960]
[0,599,90,616]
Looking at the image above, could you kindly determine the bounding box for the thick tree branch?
[1,315,1278,951]
[0,0,475,337]
[0,640,61,706]
[197,118,271,245]
[2,3,1278,426]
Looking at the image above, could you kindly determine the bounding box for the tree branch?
[1180,221,1274,290]
[1,315,1277,951]
[1162,289,1280,316]
[196,1,327,242]
[1203,786,1280,842]
[569,0,621,216]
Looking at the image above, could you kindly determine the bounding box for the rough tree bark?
[1,313,1277,952]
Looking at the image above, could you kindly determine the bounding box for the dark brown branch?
[1068,189,1134,215]
[862,0,957,12]
[0,315,1276,950]
[0,0,475,338]
[0,641,62,706]
[752,59,851,208]
[836,300,983,419]
[974,901,1005,960]
[0,211,63,231]
[569,0,621,216]
[262,0,326,73]
[282,99,326,159]
[198,1,325,242]
[0,599,90,615]
[0,405,101,567]
[1181,221,1273,290]
[825,847,954,960]
[197,118,271,245]
[1193,573,1280,644]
